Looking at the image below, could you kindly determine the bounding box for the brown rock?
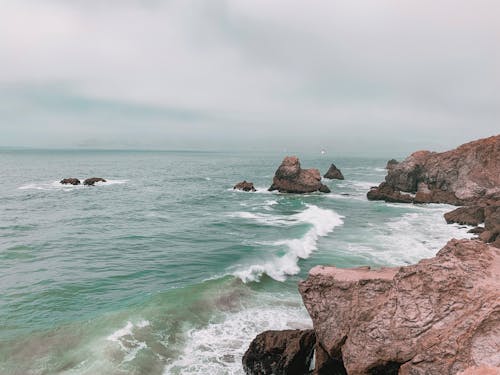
[367,182,414,203]
[233,181,256,192]
[468,227,486,234]
[242,329,316,375]
[60,178,80,185]
[323,164,344,180]
[83,177,106,186]
[445,206,485,226]
[299,239,500,375]
[269,156,330,194]
[368,135,500,205]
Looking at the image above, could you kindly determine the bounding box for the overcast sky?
[0,0,499,155]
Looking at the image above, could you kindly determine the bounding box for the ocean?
[0,150,472,375]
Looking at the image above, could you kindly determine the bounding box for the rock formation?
[242,330,316,375]
[367,135,500,205]
[83,177,106,186]
[269,156,331,194]
[386,159,399,170]
[234,181,256,192]
[60,178,80,185]
[324,164,344,180]
[297,239,500,375]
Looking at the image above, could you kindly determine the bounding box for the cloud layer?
[1,0,499,154]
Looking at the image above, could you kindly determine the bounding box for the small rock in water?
[84,177,107,186]
[60,178,81,185]
[233,181,256,192]
[323,163,344,180]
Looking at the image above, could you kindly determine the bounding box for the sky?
[0,0,499,155]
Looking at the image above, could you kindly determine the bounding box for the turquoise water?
[0,150,472,375]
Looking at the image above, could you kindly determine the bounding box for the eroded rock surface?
[298,239,500,375]
[269,156,330,193]
[234,181,256,192]
[367,135,500,205]
[324,163,344,180]
[242,329,316,375]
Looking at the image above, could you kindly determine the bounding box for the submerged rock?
[323,163,344,180]
[60,178,80,185]
[298,239,500,374]
[242,329,316,375]
[83,177,106,186]
[233,181,256,192]
[269,156,330,194]
[367,135,500,205]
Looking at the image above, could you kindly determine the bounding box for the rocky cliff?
[367,135,500,205]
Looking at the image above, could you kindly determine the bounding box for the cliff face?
[368,135,500,204]
[298,239,500,375]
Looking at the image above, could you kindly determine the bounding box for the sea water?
[0,150,472,375]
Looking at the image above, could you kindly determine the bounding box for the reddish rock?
[299,239,500,375]
[367,182,413,203]
[60,178,80,185]
[269,156,330,194]
[458,366,500,375]
[323,163,344,180]
[368,135,500,205]
[242,329,316,375]
[445,206,485,226]
[83,177,106,186]
[233,181,256,192]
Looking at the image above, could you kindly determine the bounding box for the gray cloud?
[0,0,498,154]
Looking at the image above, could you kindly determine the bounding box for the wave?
[18,179,128,190]
[232,204,344,282]
[163,303,310,375]
[107,319,151,363]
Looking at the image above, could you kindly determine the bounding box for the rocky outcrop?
[298,239,500,375]
[366,182,414,203]
[445,206,486,226]
[386,159,399,170]
[60,178,81,185]
[367,135,500,205]
[324,164,344,180]
[83,177,106,186]
[234,181,256,192]
[269,156,331,194]
[242,329,316,375]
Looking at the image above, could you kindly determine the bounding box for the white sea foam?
[228,211,295,227]
[232,204,344,282]
[163,303,311,375]
[343,205,474,265]
[106,320,150,363]
[18,179,128,190]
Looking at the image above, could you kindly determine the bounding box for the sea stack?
[323,163,344,180]
[269,156,330,193]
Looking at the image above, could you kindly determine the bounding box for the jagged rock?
[298,239,500,375]
[323,164,344,180]
[242,329,316,375]
[468,227,486,234]
[83,177,106,186]
[60,178,80,185]
[234,181,256,192]
[445,206,485,226]
[269,156,330,194]
[368,135,500,205]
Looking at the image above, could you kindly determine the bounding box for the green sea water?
[0,150,472,374]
